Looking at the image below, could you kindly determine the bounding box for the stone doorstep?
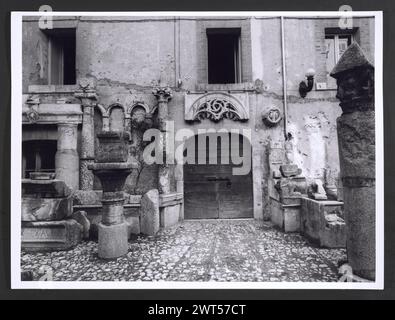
[22,220,83,252]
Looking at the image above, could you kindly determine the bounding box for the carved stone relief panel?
[185,92,249,123]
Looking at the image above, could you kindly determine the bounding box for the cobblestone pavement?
[21,220,346,282]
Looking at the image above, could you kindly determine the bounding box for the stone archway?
[184,132,253,219]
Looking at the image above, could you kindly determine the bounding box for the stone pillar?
[152,87,173,194]
[75,79,98,191]
[55,123,79,190]
[330,43,375,280]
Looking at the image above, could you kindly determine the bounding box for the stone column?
[75,79,98,191]
[152,87,173,194]
[55,123,79,190]
[89,131,136,259]
[330,43,375,280]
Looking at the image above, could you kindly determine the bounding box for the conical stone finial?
[330,42,374,114]
[330,42,373,78]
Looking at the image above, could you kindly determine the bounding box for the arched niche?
[108,103,126,131]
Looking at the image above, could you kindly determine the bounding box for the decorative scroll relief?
[185,92,249,122]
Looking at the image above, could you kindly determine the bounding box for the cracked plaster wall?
[21,16,375,217]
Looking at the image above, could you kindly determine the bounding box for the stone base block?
[22,220,82,252]
[270,198,301,232]
[98,222,129,259]
[301,198,346,248]
[270,198,284,229]
[321,215,346,248]
[160,205,180,228]
[140,189,160,236]
[283,206,300,232]
[125,215,140,236]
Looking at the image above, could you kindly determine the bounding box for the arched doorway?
[184,132,253,219]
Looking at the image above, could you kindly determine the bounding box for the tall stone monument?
[330,43,375,280]
[75,78,98,191]
[89,131,137,259]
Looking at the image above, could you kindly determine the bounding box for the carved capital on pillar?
[152,87,172,103]
[330,43,374,114]
[74,78,98,107]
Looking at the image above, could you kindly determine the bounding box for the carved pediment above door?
[185,92,249,122]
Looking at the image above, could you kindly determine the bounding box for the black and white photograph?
[9,10,383,289]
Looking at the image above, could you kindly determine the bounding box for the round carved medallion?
[26,109,40,123]
[263,108,282,126]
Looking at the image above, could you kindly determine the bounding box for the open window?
[22,140,57,178]
[325,28,357,87]
[46,28,76,85]
[207,28,241,84]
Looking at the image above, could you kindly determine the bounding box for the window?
[207,28,241,84]
[47,28,76,85]
[22,140,57,178]
[325,28,356,87]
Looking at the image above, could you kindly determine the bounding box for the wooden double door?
[184,133,253,219]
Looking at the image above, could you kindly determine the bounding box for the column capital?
[152,87,172,103]
[75,78,98,107]
[330,43,374,114]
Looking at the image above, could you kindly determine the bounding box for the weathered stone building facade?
[21,15,375,254]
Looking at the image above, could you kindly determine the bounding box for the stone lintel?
[28,85,78,94]
[22,103,83,124]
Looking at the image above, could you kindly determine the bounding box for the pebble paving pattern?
[21,220,346,282]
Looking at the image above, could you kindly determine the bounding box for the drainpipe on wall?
[280,16,289,140]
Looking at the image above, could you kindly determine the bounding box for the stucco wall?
[250,16,373,184]
[21,15,375,219]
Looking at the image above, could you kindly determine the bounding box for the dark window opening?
[47,28,76,85]
[207,28,241,84]
[22,140,57,178]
